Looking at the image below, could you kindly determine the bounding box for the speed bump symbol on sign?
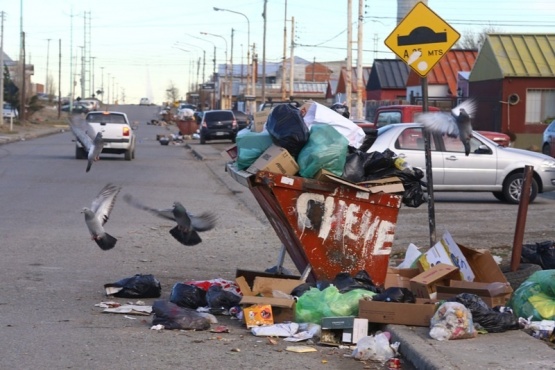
[384,2,460,77]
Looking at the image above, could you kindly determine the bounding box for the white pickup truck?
[76,111,136,160]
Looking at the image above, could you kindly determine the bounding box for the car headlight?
[541,159,555,169]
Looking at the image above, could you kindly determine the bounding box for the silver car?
[368,123,555,204]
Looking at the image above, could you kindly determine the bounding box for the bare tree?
[456,26,500,50]
[165,82,180,104]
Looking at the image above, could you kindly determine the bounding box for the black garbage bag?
[151,300,211,330]
[372,287,416,303]
[265,103,309,159]
[452,293,519,333]
[290,280,332,297]
[206,285,242,312]
[521,240,555,269]
[332,270,381,293]
[342,149,396,183]
[104,274,161,298]
[169,283,208,309]
[395,167,427,208]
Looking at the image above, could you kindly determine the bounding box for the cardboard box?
[223,144,238,160]
[243,304,274,328]
[436,280,513,308]
[235,274,304,325]
[410,263,461,299]
[384,267,421,289]
[319,317,368,345]
[246,144,299,176]
[251,111,270,132]
[358,298,439,327]
[319,172,404,194]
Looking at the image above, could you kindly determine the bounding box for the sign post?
[384,2,460,246]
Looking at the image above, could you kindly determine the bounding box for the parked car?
[350,118,376,135]
[199,110,237,144]
[368,123,555,204]
[62,103,90,114]
[76,111,136,160]
[232,110,252,130]
[3,102,18,119]
[542,119,555,157]
[79,99,101,111]
[139,98,151,106]
[373,104,511,147]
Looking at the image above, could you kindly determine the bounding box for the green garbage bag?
[297,124,349,178]
[235,129,273,170]
[508,270,555,320]
[295,285,376,324]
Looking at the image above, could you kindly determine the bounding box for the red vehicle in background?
[373,105,511,147]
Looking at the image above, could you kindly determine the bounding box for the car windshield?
[205,112,233,121]
[86,113,127,124]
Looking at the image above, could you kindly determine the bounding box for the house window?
[525,89,555,124]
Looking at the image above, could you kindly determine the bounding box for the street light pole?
[201,31,229,109]
[213,7,252,113]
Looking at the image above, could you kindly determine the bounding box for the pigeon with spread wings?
[69,114,104,172]
[416,99,477,156]
[123,194,216,246]
[82,183,121,250]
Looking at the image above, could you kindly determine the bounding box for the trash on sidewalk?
[351,332,399,363]
[251,322,300,337]
[429,302,477,341]
[508,270,555,321]
[151,300,214,331]
[520,240,555,269]
[95,301,152,315]
[285,345,318,353]
[450,293,519,333]
[104,274,161,298]
[319,317,368,345]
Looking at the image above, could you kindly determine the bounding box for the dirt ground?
[0,105,69,137]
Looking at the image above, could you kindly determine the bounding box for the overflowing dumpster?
[227,163,403,286]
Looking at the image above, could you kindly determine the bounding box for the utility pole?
[57,38,61,118]
[261,0,267,104]
[289,16,295,97]
[20,31,25,121]
[230,28,234,108]
[356,0,364,119]
[0,11,5,126]
[280,0,287,100]
[346,0,352,111]
[45,38,51,96]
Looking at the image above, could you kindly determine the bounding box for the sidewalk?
[0,124,67,145]
[186,140,555,370]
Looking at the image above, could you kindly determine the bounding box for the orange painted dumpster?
[227,163,403,286]
[176,118,198,135]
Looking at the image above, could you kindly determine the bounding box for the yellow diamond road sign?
[384,2,460,77]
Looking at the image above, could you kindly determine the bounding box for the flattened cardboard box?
[246,144,299,176]
[436,281,513,308]
[251,111,270,132]
[358,298,438,327]
[321,172,404,194]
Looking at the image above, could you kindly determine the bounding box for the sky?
[1,0,555,105]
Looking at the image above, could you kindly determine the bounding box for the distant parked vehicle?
[542,119,555,157]
[3,102,18,119]
[61,103,90,114]
[199,110,238,144]
[139,98,151,106]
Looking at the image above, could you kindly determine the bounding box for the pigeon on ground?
[416,99,477,156]
[82,183,121,250]
[122,194,216,246]
[69,115,104,172]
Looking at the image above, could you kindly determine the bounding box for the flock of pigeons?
[69,115,217,251]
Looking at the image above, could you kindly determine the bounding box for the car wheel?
[124,146,133,161]
[231,135,236,144]
[502,173,538,204]
[542,143,551,156]
[200,133,206,145]
[75,145,87,159]
[492,191,506,201]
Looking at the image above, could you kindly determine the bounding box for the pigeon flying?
[416,99,477,156]
[122,194,216,246]
[69,115,104,172]
[83,183,121,250]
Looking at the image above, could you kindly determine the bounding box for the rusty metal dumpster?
[227,163,403,286]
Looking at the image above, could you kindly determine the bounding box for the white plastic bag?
[429,302,476,341]
[351,332,399,363]
[303,102,366,149]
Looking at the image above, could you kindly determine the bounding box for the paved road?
[0,121,373,370]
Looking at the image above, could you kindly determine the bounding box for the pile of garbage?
[234,101,427,208]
